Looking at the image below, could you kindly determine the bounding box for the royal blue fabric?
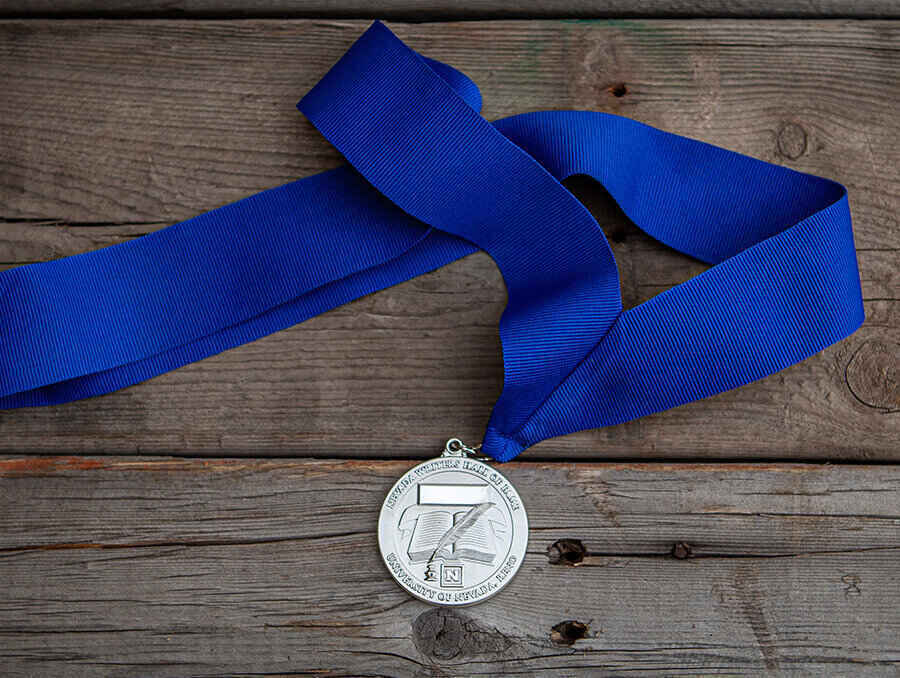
[0,21,863,461]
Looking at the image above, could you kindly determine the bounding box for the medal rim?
[377,456,528,606]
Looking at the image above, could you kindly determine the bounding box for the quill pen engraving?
[428,502,495,563]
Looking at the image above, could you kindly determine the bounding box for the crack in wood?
[545,539,900,564]
[0,531,369,553]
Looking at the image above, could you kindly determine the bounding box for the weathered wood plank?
[0,20,897,459]
[0,457,897,676]
[3,20,898,240]
[2,0,898,19]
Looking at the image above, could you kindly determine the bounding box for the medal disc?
[378,453,528,606]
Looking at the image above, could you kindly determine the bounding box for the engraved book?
[398,501,508,565]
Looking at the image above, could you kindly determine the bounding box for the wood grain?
[2,0,898,19]
[0,456,897,676]
[0,19,897,459]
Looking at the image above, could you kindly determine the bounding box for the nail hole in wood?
[550,620,590,646]
[671,541,694,559]
[548,538,587,566]
[609,82,628,97]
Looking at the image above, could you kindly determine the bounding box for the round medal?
[378,439,528,606]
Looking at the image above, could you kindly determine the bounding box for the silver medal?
[378,438,528,606]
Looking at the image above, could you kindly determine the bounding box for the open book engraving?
[399,502,507,565]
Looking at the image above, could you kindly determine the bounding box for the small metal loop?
[443,437,490,460]
[442,438,465,457]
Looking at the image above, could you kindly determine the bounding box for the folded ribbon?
[0,21,864,461]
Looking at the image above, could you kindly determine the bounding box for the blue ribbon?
[0,22,863,461]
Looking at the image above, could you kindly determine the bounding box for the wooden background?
[0,1,898,676]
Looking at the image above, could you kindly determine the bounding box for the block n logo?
[440,564,464,588]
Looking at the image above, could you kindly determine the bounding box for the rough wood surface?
[0,456,897,676]
[0,19,897,459]
[2,0,898,18]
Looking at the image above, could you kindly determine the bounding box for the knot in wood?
[776,122,808,160]
[412,608,511,661]
[845,340,900,411]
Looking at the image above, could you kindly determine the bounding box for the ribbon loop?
[298,22,623,450]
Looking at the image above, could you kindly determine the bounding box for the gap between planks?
[1,1,899,21]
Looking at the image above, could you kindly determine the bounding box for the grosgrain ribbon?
[0,22,864,461]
